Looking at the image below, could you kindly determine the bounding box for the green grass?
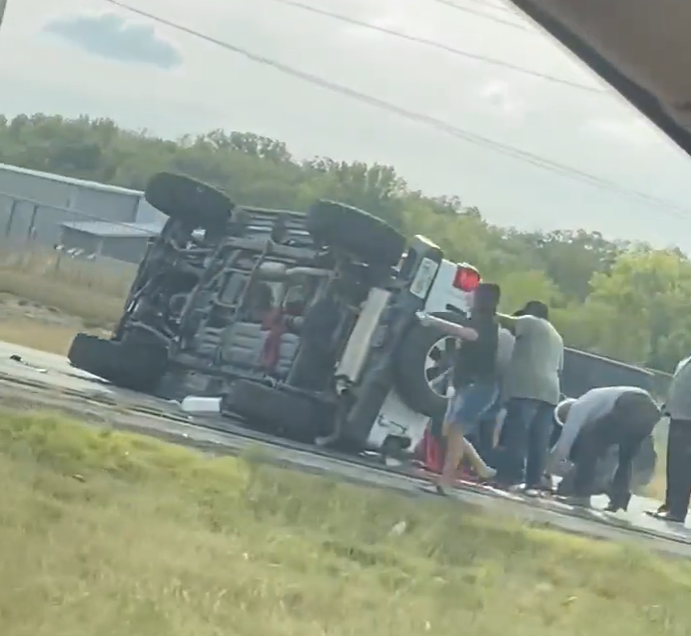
[0,410,689,635]
[0,247,130,328]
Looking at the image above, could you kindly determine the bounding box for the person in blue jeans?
[495,300,564,492]
[472,325,515,463]
[418,283,502,495]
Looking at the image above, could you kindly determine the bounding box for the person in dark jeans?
[550,388,660,510]
[648,356,691,523]
[495,301,564,492]
[649,419,691,522]
[499,399,555,490]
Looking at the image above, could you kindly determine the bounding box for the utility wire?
[101,0,691,219]
[261,0,604,94]
[455,0,524,15]
[431,0,532,32]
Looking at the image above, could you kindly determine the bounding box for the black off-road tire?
[393,311,467,418]
[144,172,234,227]
[223,380,329,440]
[68,333,112,378]
[306,200,406,268]
[68,332,167,393]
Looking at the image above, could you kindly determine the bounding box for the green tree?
[496,270,562,314]
[1,112,688,371]
[582,249,691,370]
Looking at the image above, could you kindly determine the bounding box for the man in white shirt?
[548,386,660,510]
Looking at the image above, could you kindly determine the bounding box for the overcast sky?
[2,0,691,249]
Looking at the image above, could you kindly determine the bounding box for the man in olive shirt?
[496,300,564,491]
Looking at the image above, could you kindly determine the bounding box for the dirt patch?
[0,294,82,327]
[0,294,110,355]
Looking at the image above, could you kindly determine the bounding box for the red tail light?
[452,264,480,292]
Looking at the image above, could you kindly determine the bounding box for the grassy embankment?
[0,409,689,635]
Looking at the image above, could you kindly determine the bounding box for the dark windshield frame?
[507,0,691,158]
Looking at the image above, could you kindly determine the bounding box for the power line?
[431,0,533,32]
[261,0,604,94]
[451,0,528,17]
[102,0,691,219]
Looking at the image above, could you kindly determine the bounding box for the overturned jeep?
[69,172,475,453]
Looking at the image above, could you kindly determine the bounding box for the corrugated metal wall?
[0,168,142,248]
[100,236,151,263]
[60,229,151,265]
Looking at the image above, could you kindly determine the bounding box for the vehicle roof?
[506,0,691,157]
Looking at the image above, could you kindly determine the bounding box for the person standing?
[549,387,660,510]
[647,355,691,523]
[472,325,516,462]
[417,282,502,495]
[418,323,514,475]
[496,300,564,492]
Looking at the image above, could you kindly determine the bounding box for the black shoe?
[605,492,632,513]
[557,495,591,509]
[648,509,686,524]
[645,504,668,518]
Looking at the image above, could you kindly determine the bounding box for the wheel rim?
[424,335,459,397]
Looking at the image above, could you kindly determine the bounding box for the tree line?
[1,113,689,373]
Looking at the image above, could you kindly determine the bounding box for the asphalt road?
[1,340,690,558]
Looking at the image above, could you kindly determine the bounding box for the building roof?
[60,220,163,238]
[0,163,144,198]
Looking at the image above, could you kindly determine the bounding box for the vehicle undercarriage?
[69,172,443,454]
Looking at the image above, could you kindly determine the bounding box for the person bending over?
[548,386,661,511]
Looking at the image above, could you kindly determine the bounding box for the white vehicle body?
[366,258,477,453]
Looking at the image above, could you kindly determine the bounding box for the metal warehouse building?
[0,163,165,251]
[58,221,163,264]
